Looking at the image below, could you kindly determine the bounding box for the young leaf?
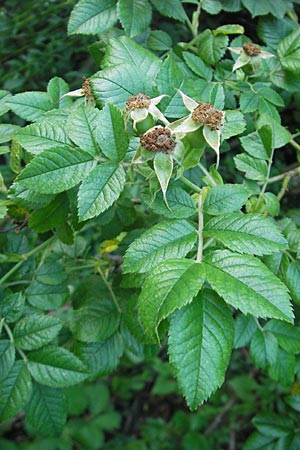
[13,314,62,351]
[66,105,100,155]
[154,152,173,203]
[47,77,72,109]
[97,103,129,162]
[250,330,278,370]
[6,92,53,122]
[25,383,67,436]
[77,163,125,221]
[27,346,88,388]
[0,361,32,422]
[168,289,234,409]
[138,259,206,341]
[204,213,288,255]
[15,147,96,194]
[15,121,71,154]
[68,0,118,35]
[203,250,293,323]
[123,219,197,273]
[203,184,249,215]
[0,341,15,383]
[117,0,152,37]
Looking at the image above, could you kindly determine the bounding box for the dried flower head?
[60,76,95,105]
[140,127,176,153]
[125,93,151,111]
[124,93,168,130]
[191,102,224,131]
[242,43,261,57]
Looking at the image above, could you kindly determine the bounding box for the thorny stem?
[198,162,217,186]
[180,176,201,192]
[97,266,122,313]
[0,236,56,286]
[196,191,204,263]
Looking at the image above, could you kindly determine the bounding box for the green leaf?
[0,292,25,323]
[70,298,121,343]
[264,319,300,353]
[74,332,124,378]
[285,261,300,303]
[203,184,249,215]
[27,346,88,388]
[268,349,295,386]
[0,341,15,383]
[256,85,285,107]
[77,163,125,221]
[149,0,186,22]
[240,91,259,113]
[123,219,197,273]
[197,30,228,65]
[278,28,300,73]
[182,52,213,81]
[13,314,62,351]
[203,250,294,322]
[242,0,292,18]
[138,259,205,341]
[252,413,293,438]
[35,262,67,286]
[234,315,257,348]
[250,330,278,370]
[0,90,12,116]
[29,194,69,233]
[47,77,72,109]
[6,92,53,122]
[204,213,287,255]
[154,152,173,203]
[117,0,152,37]
[26,281,69,310]
[15,121,71,155]
[202,0,222,14]
[244,432,278,450]
[147,30,172,51]
[256,114,291,148]
[215,24,245,35]
[66,105,100,155]
[0,361,32,422]
[168,289,234,409]
[240,131,269,160]
[16,147,96,194]
[68,0,118,35]
[222,110,246,139]
[0,124,19,144]
[25,383,67,436]
[147,186,196,219]
[97,103,129,161]
[234,154,268,181]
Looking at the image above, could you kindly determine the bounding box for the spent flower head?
[125,93,168,130]
[61,77,95,105]
[140,126,176,154]
[228,42,275,72]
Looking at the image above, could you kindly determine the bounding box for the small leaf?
[0,124,19,144]
[168,289,234,409]
[77,163,125,221]
[27,346,88,388]
[234,315,257,348]
[268,349,295,386]
[240,131,269,160]
[0,361,32,422]
[117,0,152,37]
[197,30,228,65]
[97,103,129,161]
[234,154,268,181]
[264,319,300,353]
[0,292,25,323]
[222,110,246,139]
[47,77,72,109]
[147,186,196,219]
[278,27,300,73]
[147,30,172,51]
[154,152,173,203]
[252,413,294,438]
[29,193,69,233]
[13,314,62,351]
[0,341,15,383]
[182,52,213,81]
[250,330,278,370]
[123,219,197,273]
[203,184,249,215]
[149,0,186,22]
[66,105,100,155]
[285,260,300,304]
[26,281,69,310]
[16,147,96,194]
[68,0,118,35]
[138,259,205,341]
[25,383,67,436]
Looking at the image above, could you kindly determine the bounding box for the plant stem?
[97,266,122,313]
[255,146,275,209]
[180,176,201,192]
[257,165,300,186]
[0,236,56,286]
[3,322,14,343]
[255,318,264,332]
[196,191,204,263]
[290,138,300,152]
[198,162,217,186]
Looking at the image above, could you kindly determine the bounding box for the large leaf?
[27,346,88,388]
[13,314,62,351]
[203,184,249,215]
[66,105,100,155]
[70,298,121,343]
[278,28,300,73]
[138,259,205,341]
[97,103,129,161]
[242,0,292,18]
[68,0,118,35]
[15,121,71,154]
[234,154,268,181]
[203,250,293,322]
[123,219,197,273]
[168,289,234,409]
[6,92,53,122]
[0,361,32,421]
[0,341,15,383]
[117,0,152,37]
[204,213,288,255]
[26,280,69,310]
[15,147,95,194]
[77,163,125,221]
[25,383,67,436]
